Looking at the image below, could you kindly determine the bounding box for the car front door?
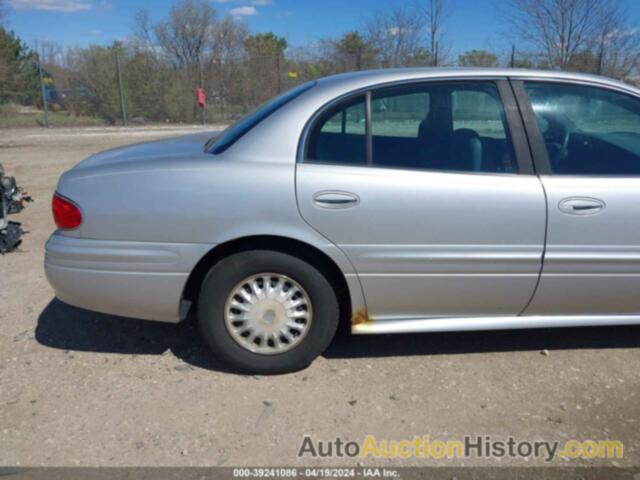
[296,79,547,322]
[514,80,640,315]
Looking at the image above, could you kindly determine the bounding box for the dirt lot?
[0,126,639,468]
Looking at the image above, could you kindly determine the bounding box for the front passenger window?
[525,82,640,175]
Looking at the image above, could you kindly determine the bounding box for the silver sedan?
[45,68,640,373]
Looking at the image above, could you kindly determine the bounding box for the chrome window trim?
[511,76,640,97]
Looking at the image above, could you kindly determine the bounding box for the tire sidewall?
[198,250,339,374]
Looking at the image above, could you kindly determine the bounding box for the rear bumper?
[44,233,213,323]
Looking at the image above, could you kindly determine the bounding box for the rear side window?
[209,81,316,155]
[525,82,640,175]
[306,95,367,166]
[305,81,518,173]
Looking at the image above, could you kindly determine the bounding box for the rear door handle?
[313,191,359,209]
[558,197,605,215]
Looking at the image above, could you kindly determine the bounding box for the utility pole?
[276,53,282,94]
[38,47,49,128]
[597,33,605,75]
[114,45,127,126]
[434,41,439,67]
[199,59,205,125]
[511,45,516,68]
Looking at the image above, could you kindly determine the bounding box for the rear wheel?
[197,250,340,374]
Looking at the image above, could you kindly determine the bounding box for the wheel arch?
[181,235,356,330]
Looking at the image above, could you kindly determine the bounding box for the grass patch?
[0,110,107,128]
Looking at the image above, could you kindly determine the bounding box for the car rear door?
[296,78,547,322]
[513,79,640,315]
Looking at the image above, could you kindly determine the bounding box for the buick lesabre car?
[45,68,640,373]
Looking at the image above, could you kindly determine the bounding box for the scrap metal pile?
[0,164,32,254]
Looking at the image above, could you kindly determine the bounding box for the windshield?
[208,81,317,155]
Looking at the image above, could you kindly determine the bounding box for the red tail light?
[52,194,82,230]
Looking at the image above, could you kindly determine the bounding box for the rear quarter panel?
[54,152,366,319]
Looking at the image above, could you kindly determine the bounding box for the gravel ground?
[0,126,639,468]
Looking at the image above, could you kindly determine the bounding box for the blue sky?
[5,0,640,57]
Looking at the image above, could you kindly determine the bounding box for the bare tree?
[365,5,429,68]
[508,0,629,70]
[319,31,377,73]
[458,49,499,67]
[594,6,640,78]
[153,0,216,69]
[128,2,252,121]
[424,0,450,66]
[207,16,248,118]
[36,40,66,65]
[132,9,158,57]
[243,33,288,103]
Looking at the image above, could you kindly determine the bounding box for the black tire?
[197,250,340,374]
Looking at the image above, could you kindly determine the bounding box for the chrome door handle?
[313,191,359,209]
[558,197,605,215]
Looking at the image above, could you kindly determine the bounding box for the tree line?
[1,0,639,124]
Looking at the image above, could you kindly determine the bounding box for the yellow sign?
[288,71,298,80]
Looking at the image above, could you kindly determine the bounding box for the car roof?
[225,67,640,161]
[312,67,640,96]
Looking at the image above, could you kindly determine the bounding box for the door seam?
[507,77,548,315]
[293,161,370,318]
[518,176,548,316]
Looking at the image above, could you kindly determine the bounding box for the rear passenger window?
[305,82,518,174]
[306,95,366,165]
[371,91,430,138]
[371,82,516,172]
[452,90,511,140]
[525,82,640,175]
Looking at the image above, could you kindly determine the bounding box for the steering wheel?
[538,112,574,163]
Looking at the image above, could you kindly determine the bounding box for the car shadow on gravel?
[36,298,235,373]
[37,298,640,373]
